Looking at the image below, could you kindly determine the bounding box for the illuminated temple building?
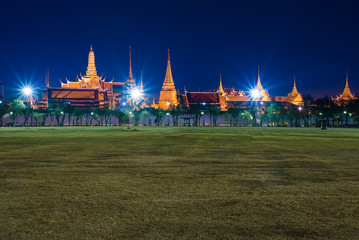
[36,46,147,109]
[158,50,179,110]
[33,45,358,111]
[156,65,305,110]
[333,70,357,103]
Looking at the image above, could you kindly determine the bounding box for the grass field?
[0,127,359,239]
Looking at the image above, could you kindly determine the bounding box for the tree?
[141,110,150,126]
[9,99,25,126]
[265,102,279,126]
[169,104,183,126]
[208,105,220,126]
[113,109,129,126]
[226,107,242,126]
[149,108,165,126]
[188,104,204,126]
[64,103,76,126]
[133,109,141,126]
[302,94,314,127]
[48,102,66,126]
[32,110,45,127]
[0,100,9,127]
[241,110,252,126]
[22,104,33,126]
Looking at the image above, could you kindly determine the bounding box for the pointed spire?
[45,68,50,87]
[163,49,174,86]
[184,85,187,93]
[218,73,225,95]
[129,45,133,79]
[256,65,263,89]
[341,69,353,99]
[140,70,143,91]
[291,75,299,95]
[86,45,97,77]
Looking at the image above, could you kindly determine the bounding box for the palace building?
[35,46,147,109]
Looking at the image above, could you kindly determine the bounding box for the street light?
[298,107,302,111]
[23,87,32,97]
[130,88,142,100]
[250,88,261,100]
[202,102,206,106]
[91,112,94,115]
[343,111,347,114]
[122,102,126,106]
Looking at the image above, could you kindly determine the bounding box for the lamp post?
[250,88,261,127]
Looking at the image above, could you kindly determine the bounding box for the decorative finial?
[256,65,263,89]
[168,49,170,61]
[129,45,133,79]
[90,45,93,51]
[346,69,349,88]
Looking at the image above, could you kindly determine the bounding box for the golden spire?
[129,45,133,79]
[86,45,97,77]
[291,75,299,95]
[256,65,263,89]
[218,73,225,95]
[140,70,143,91]
[342,69,353,99]
[45,68,50,87]
[163,49,174,86]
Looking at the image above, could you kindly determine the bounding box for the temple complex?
[158,50,178,110]
[29,45,358,112]
[35,46,148,109]
[334,70,357,103]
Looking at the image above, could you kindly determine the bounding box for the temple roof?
[186,92,220,104]
[218,73,225,95]
[256,66,263,90]
[291,76,299,95]
[86,45,97,77]
[163,49,174,87]
[341,70,354,99]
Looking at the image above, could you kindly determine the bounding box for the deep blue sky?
[1,0,358,99]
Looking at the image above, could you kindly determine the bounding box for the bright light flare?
[23,87,32,96]
[298,107,302,111]
[130,88,142,99]
[250,88,261,100]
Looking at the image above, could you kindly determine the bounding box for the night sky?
[1,0,358,99]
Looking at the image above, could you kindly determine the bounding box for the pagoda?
[158,49,178,110]
[255,66,270,101]
[335,70,356,102]
[61,45,106,89]
[287,76,303,105]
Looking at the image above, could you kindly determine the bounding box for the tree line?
[0,95,359,127]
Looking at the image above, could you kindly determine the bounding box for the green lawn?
[0,127,359,239]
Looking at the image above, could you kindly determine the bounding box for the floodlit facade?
[35,46,147,109]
